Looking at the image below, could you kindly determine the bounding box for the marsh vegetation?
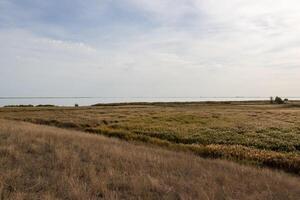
[1,102,300,174]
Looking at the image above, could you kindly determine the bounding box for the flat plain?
[1,101,300,174]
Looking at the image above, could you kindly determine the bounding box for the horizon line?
[0,96,299,100]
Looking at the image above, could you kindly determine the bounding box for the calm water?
[0,97,299,107]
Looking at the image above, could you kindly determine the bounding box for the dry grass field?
[1,119,300,199]
[1,102,300,174]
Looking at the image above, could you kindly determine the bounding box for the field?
[1,101,300,175]
[1,119,300,199]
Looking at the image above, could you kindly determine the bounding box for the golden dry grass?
[0,119,300,199]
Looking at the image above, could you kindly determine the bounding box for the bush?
[274,96,284,104]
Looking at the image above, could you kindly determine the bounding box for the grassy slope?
[1,119,300,200]
[1,102,300,174]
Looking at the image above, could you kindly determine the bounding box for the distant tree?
[270,97,274,104]
[284,98,289,104]
[75,104,79,107]
[274,96,284,104]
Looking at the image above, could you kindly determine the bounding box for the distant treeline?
[4,104,57,108]
[91,100,274,107]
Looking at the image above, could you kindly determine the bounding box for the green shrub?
[275,96,284,104]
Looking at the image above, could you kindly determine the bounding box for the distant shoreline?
[1,96,300,99]
[1,97,300,107]
[2,100,300,108]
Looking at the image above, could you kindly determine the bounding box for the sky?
[0,0,300,97]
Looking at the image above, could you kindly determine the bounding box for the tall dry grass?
[0,119,300,199]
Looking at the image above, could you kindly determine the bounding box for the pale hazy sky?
[1,0,300,97]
